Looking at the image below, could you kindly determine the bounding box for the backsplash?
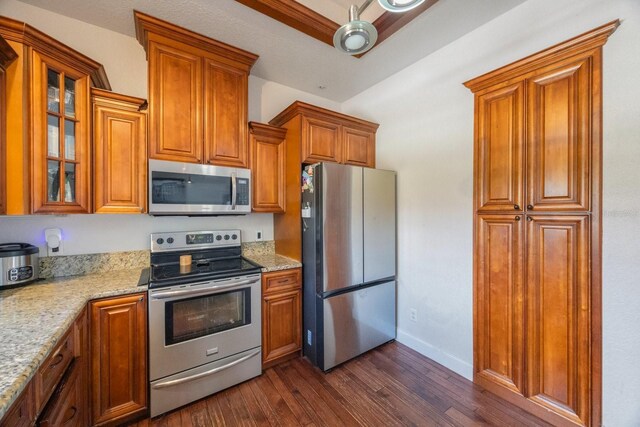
[38,241,276,279]
[39,250,150,279]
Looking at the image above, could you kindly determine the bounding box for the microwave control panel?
[237,179,249,206]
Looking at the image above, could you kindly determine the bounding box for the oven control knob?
[224,234,230,240]
[156,238,164,245]
[215,235,222,241]
[232,234,238,240]
[167,237,174,244]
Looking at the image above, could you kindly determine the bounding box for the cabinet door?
[342,126,375,167]
[31,51,91,213]
[93,93,147,213]
[148,40,202,163]
[475,82,524,212]
[301,116,341,164]
[526,58,592,212]
[0,67,6,215]
[250,128,285,212]
[90,293,147,426]
[204,59,249,167]
[262,288,302,368]
[526,215,591,426]
[0,382,34,427]
[474,214,525,396]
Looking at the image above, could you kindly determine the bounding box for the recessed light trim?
[378,0,427,13]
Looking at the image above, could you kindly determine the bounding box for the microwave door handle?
[231,172,237,210]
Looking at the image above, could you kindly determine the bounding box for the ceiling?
[16,0,525,102]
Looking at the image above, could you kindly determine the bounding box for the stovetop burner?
[146,229,262,288]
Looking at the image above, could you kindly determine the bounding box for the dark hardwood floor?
[130,342,550,426]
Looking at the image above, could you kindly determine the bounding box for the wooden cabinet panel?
[90,293,147,426]
[527,59,592,212]
[262,289,302,368]
[302,116,341,163]
[92,89,147,213]
[204,59,248,167]
[31,51,91,214]
[263,268,301,295]
[476,83,524,212]
[148,40,202,163]
[0,382,34,427]
[526,215,591,426]
[34,327,75,410]
[475,214,525,395]
[342,126,375,168]
[0,35,17,215]
[37,360,84,427]
[249,122,286,213]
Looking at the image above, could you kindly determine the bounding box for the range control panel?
[150,230,242,253]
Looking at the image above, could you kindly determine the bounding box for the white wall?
[342,0,640,425]
[0,0,338,256]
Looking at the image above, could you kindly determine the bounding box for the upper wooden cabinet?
[134,11,257,167]
[0,34,17,216]
[249,122,286,213]
[271,101,379,168]
[92,88,148,214]
[466,21,619,427]
[0,16,110,215]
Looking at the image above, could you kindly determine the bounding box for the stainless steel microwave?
[148,159,251,215]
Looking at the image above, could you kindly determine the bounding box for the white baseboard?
[396,329,473,380]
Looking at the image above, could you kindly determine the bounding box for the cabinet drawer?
[0,382,34,427]
[37,360,84,427]
[262,269,301,294]
[35,328,74,409]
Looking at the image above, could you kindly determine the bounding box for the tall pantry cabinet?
[465,21,619,427]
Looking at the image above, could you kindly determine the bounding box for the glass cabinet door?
[32,50,90,214]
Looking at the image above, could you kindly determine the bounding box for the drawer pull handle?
[47,353,65,370]
[62,406,77,423]
[276,279,291,284]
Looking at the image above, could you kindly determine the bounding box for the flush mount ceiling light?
[334,0,427,55]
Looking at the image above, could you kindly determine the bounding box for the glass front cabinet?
[0,16,110,214]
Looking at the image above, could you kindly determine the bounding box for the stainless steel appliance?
[302,163,397,371]
[147,230,262,417]
[0,243,39,288]
[148,159,251,215]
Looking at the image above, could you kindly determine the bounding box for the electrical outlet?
[256,230,263,241]
[410,308,417,322]
[307,330,312,346]
[44,228,63,256]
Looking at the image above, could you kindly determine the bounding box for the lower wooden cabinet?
[262,268,302,368]
[37,360,85,427]
[90,293,148,426]
[0,382,34,427]
[92,88,148,214]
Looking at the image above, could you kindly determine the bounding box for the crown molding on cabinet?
[0,34,17,69]
[269,100,379,131]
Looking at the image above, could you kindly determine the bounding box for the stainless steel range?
[147,230,262,417]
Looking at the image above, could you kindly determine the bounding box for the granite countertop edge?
[244,253,302,272]
[0,269,146,420]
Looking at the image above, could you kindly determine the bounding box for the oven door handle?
[150,278,259,300]
[151,348,261,389]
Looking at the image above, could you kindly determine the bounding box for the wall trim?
[396,328,473,380]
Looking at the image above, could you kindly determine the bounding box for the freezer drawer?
[322,280,396,370]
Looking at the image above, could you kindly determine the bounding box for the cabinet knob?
[515,216,521,221]
[527,216,533,222]
[527,204,534,210]
[514,204,520,210]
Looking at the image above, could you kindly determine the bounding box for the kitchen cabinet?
[262,268,302,368]
[0,34,17,215]
[90,293,147,426]
[0,16,110,215]
[249,122,287,213]
[269,101,378,260]
[37,360,84,427]
[0,382,34,427]
[134,11,257,167]
[92,88,148,214]
[465,21,619,427]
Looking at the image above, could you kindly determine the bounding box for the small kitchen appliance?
[0,243,40,288]
[146,230,262,417]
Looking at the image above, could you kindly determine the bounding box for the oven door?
[148,274,261,381]
[148,159,251,215]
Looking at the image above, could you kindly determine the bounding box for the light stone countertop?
[244,253,302,272]
[0,268,146,420]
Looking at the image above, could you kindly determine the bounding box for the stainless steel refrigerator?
[302,162,396,371]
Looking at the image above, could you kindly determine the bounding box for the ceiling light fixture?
[334,0,427,55]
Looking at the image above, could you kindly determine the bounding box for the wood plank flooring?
[130,342,550,426]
